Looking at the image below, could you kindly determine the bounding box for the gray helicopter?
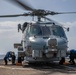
[20,21,68,65]
[0,0,76,65]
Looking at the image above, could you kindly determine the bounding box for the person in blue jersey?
[4,51,12,65]
[69,49,76,65]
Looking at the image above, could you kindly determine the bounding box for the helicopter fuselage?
[20,21,68,64]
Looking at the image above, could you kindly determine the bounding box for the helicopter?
[0,0,76,65]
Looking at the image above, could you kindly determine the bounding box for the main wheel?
[59,57,65,65]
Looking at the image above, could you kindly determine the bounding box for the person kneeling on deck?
[4,51,12,65]
[69,49,76,65]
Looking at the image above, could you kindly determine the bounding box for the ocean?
[0,55,5,59]
[0,54,18,59]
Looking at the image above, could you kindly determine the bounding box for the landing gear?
[59,57,65,65]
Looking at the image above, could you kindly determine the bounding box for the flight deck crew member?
[69,49,75,65]
[4,51,12,65]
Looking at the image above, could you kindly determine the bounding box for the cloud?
[0,20,24,54]
[62,0,68,1]
[0,20,24,28]
[60,21,76,28]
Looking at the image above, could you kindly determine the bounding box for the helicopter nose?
[48,39,57,49]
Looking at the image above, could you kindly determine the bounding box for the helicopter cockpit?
[30,24,51,36]
[23,22,66,39]
[30,25,42,36]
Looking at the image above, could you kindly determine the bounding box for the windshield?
[30,25,42,35]
[52,26,66,38]
[41,26,51,35]
[30,25,51,36]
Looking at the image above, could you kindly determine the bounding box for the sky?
[0,0,76,54]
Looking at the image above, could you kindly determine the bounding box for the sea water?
[0,55,5,59]
[0,54,18,59]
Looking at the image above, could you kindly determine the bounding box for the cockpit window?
[30,25,51,36]
[41,26,51,35]
[30,25,42,35]
[52,26,66,38]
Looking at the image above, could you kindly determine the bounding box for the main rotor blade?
[42,16,52,21]
[48,11,76,15]
[7,0,35,11]
[0,13,29,18]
